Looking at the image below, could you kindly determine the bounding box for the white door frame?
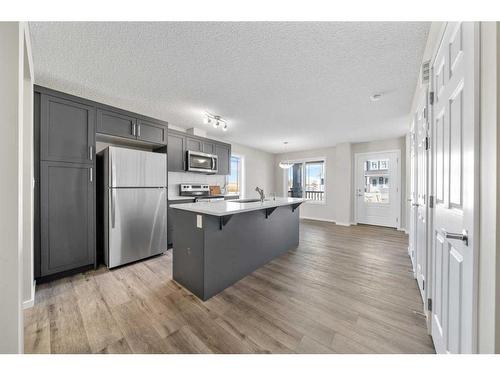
[428,22,480,353]
[354,149,401,229]
[409,120,417,273]
[415,89,430,306]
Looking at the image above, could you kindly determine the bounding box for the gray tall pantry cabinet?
[36,88,96,277]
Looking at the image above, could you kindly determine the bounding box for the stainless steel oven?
[186,150,218,174]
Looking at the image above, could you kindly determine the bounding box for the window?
[226,155,243,196]
[363,158,389,203]
[285,159,325,202]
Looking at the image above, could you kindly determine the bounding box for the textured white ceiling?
[29,22,429,153]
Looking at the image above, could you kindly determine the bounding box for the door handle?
[412,203,419,207]
[111,190,116,228]
[137,124,141,137]
[442,229,468,246]
[89,146,93,161]
[89,167,93,183]
[132,123,136,136]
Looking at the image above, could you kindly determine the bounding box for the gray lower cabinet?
[41,94,95,164]
[215,144,231,175]
[40,161,95,276]
[97,108,136,140]
[167,199,195,247]
[167,132,186,172]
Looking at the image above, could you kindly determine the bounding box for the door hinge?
[427,298,432,312]
[425,136,430,150]
[429,91,435,105]
[429,195,434,209]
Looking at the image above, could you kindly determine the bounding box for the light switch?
[196,215,203,228]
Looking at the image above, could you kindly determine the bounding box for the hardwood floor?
[24,220,435,354]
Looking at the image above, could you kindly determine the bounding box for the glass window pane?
[364,159,389,203]
[227,156,240,193]
[305,161,325,201]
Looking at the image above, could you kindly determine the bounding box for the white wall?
[22,24,35,310]
[0,21,30,354]
[478,21,500,354]
[231,142,275,199]
[274,137,404,226]
[334,143,352,225]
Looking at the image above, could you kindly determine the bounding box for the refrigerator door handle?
[111,189,116,228]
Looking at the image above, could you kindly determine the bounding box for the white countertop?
[170,197,307,216]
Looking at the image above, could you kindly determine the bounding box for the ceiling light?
[370,93,382,102]
[204,113,227,131]
[279,142,293,169]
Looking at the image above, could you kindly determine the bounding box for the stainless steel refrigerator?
[101,146,167,268]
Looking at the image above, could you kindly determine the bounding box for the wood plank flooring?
[24,220,435,354]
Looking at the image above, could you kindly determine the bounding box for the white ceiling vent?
[421,60,431,84]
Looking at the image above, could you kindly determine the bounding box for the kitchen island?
[170,197,306,300]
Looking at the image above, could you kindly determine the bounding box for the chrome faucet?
[255,186,265,202]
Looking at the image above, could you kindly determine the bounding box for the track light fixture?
[204,113,228,131]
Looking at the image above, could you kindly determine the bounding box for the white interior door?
[431,22,478,354]
[355,151,400,228]
[415,92,429,302]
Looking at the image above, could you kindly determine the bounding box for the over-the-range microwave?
[186,150,218,174]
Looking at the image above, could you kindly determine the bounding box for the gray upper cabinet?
[137,119,167,145]
[202,142,215,154]
[97,108,168,145]
[167,130,231,175]
[97,109,136,140]
[215,144,231,175]
[40,161,95,276]
[167,132,186,172]
[186,137,202,152]
[41,94,95,164]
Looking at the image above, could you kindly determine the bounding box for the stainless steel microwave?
[186,150,218,174]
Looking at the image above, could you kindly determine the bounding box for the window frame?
[226,154,245,197]
[281,156,327,205]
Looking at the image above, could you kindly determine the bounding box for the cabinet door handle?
[89,146,93,161]
[89,167,93,183]
[137,124,141,137]
[131,123,136,136]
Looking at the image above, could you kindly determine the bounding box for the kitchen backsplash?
[168,172,226,198]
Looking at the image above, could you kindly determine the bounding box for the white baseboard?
[300,216,335,223]
[300,216,354,226]
[334,221,352,227]
[22,280,36,309]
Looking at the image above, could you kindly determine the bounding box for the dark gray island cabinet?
[170,198,306,300]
